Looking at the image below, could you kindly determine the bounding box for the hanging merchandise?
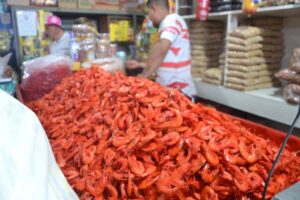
[242,0,259,16]
[196,0,210,21]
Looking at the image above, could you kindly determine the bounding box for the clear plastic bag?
[283,84,300,104]
[289,48,300,68]
[21,55,73,102]
[81,57,124,73]
[275,69,300,84]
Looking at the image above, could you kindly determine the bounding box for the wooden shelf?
[10,5,145,16]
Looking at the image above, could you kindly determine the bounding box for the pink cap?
[46,15,62,28]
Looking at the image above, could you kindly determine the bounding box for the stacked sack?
[202,52,225,85]
[225,18,283,91]
[189,21,225,77]
[276,48,300,104]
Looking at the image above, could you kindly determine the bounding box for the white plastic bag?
[81,57,124,73]
[0,90,79,200]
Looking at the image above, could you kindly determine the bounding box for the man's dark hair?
[146,0,169,10]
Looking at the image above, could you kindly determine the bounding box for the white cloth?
[156,13,197,96]
[50,32,71,57]
[0,90,78,200]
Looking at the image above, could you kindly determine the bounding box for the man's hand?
[126,60,146,69]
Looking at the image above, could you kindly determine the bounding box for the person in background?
[45,15,70,57]
[126,0,197,97]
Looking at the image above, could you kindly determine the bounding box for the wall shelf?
[10,5,145,16]
[183,4,300,20]
[194,79,300,128]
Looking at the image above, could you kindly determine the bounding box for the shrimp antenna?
[262,103,300,200]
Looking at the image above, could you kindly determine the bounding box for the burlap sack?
[190,28,224,34]
[189,21,224,29]
[228,64,280,72]
[227,43,264,52]
[261,37,283,45]
[228,50,264,58]
[255,24,282,31]
[229,26,263,39]
[262,44,283,52]
[228,50,283,59]
[192,50,221,57]
[261,29,283,37]
[192,58,219,66]
[226,69,276,79]
[192,45,221,51]
[253,17,283,26]
[191,38,223,44]
[203,77,222,85]
[227,57,281,66]
[225,82,275,91]
[193,56,216,62]
[190,33,223,40]
[227,36,264,46]
[228,43,283,53]
[203,68,222,80]
[226,76,274,86]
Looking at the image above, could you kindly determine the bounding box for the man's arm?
[140,38,172,78]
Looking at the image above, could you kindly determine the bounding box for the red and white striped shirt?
[156,13,196,96]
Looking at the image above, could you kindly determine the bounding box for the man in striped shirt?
[126,0,197,97]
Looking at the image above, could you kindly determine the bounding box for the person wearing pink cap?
[45,15,70,57]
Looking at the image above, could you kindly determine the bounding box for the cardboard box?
[59,0,78,8]
[78,0,120,11]
[123,0,144,12]
[6,0,30,6]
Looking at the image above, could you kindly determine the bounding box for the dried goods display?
[189,21,225,78]
[276,48,300,104]
[225,18,283,91]
[29,67,300,200]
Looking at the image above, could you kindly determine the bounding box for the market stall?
[0,0,300,199]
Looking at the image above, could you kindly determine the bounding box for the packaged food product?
[290,64,300,74]
[30,0,46,6]
[227,69,276,79]
[226,76,274,86]
[21,55,73,102]
[229,26,263,39]
[228,64,280,72]
[225,82,274,91]
[242,0,258,15]
[203,68,222,80]
[283,84,300,104]
[288,48,300,68]
[227,36,264,46]
[227,57,280,66]
[275,69,300,84]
